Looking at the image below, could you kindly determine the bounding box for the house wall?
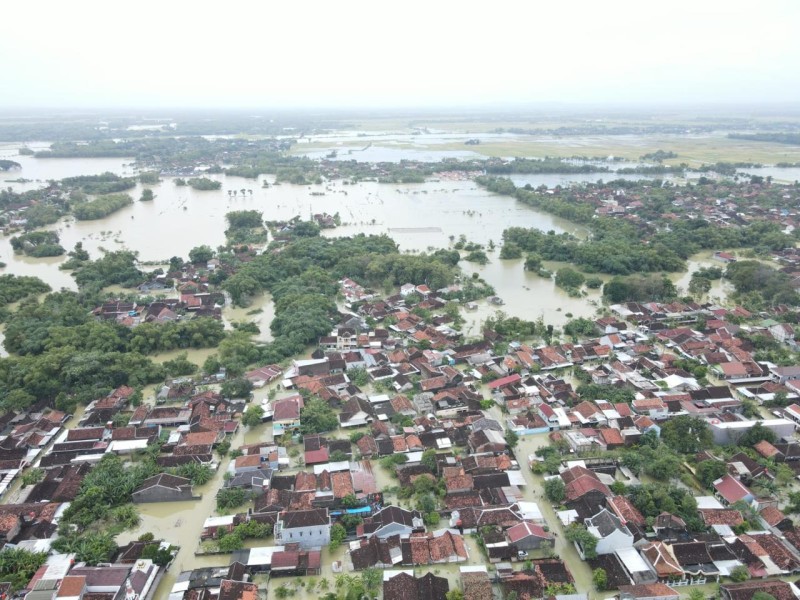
[515,536,552,551]
[595,530,634,555]
[278,524,330,549]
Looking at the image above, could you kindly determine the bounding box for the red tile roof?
[506,521,552,543]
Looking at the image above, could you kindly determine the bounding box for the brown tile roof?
[619,583,679,599]
[57,576,86,597]
[218,579,258,600]
[640,542,683,578]
[721,580,796,600]
[759,505,789,527]
[235,455,261,470]
[749,533,800,571]
[445,472,474,493]
[699,508,744,527]
[294,471,317,492]
[461,571,491,600]
[331,471,354,499]
[66,427,105,441]
[565,475,610,501]
[599,427,625,446]
[607,495,646,526]
[754,440,781,459]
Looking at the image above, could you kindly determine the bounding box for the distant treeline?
[728,133,800,146]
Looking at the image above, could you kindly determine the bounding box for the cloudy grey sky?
[1,0,799,109]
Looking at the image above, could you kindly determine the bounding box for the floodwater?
[738,166,800,183]
[300,146,481,163]
[0,150,594,338]
[0,142,134,190]
[1,150,733,344]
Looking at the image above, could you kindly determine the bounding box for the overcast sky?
[1,0,798,110]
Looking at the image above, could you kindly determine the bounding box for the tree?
[500,243,522,259]
[544,477,566,503]
[524,253,543,271]
[361,568,382,597]
[0,548,47,591]
[660,415,712,454]
[505,429,520,449]
[220,377,253,399]
[241,404,264,427]
[555,267,585,290]
[216,488,250,510]
[139,189,155,202]
[696,459,728,489]
[300,397,339,434]
[736,421,777,447]
[346,367,369,387]
[218,533,244,552]
[688,275,712,298]
[729,565,750,582]
[592,568,607,591]
[188,245,214,264]
[424,512,441,526]
[564,523,598,559]
[421,449,438,472]
[446,591,465,600]
[752,594,777,600]
[329,523,347,550]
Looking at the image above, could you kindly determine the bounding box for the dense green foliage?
[242,404,265,426]
[69,250,143,288]
[213,231,460,370]
[300,397,339,434]
[10,230,65,257]
[225,210,267,245]
[544,477,566,502]
[61,172,136,194]
[564,523,598,559]
[575,383,635,404]
[187,177,221,190]
[627,484,703,531]
[489,177,796,276]
[602,275,678,303]
[726,261,800,308]
[216,487,252,510]
[0,291,226,412]
[696,459,727,488]
[0,274,51,308]
[555,267,585,290]
[660,415,713,454]
[72,193,133,220]
[0,548,47,591]
[62,453,156,530]
[483,311,537,340]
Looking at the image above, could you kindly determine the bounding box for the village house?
[132,473,198,503]
[274,508,331,549]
